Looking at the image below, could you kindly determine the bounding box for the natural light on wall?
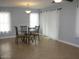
[0,12,11,33]
[30,13,39,27]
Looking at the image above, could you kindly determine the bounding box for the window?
[30,13,39,27]
[0,12,11,33]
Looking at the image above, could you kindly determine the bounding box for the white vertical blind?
[40,10,59,39]
[0,12,11,33]
[30,13,39,27]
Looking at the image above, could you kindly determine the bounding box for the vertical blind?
[0,12,10,33]
[30,13,39,27]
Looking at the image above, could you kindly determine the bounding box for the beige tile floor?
[0,36,79,59]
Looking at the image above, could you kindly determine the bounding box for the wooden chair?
[34,26,40,40]
[27,27,33,43]
[28,26,40,43]
[14,26,23,43]
[20,26,30,43]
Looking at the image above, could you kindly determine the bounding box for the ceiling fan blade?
[66,0,73,2]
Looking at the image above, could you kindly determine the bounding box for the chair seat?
[30,32,39,35]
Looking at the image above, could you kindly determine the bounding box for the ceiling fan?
[52,0,73,3]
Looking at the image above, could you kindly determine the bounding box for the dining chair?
[28,26,40,43]
[28,27,35,43]
[34,26,40,40]
[20,26,30,43]
[14,26,23,43]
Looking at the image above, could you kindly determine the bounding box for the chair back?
[35,26,40,33]
[20,26,28,35]
[14,26,18,36]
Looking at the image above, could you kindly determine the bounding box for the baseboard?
[57,40,79,48]
[0,35,16,39]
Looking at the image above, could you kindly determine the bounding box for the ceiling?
[0,0,54,9]
[0,0,75,9]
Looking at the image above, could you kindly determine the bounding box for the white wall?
[74,0,79,45]
[40,10,59,39]
[76,1,79,37]
[58,5,77,44]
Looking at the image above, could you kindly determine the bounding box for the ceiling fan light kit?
[25,10,31,14]
[54,0,63,3]
[52,0,73,3]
